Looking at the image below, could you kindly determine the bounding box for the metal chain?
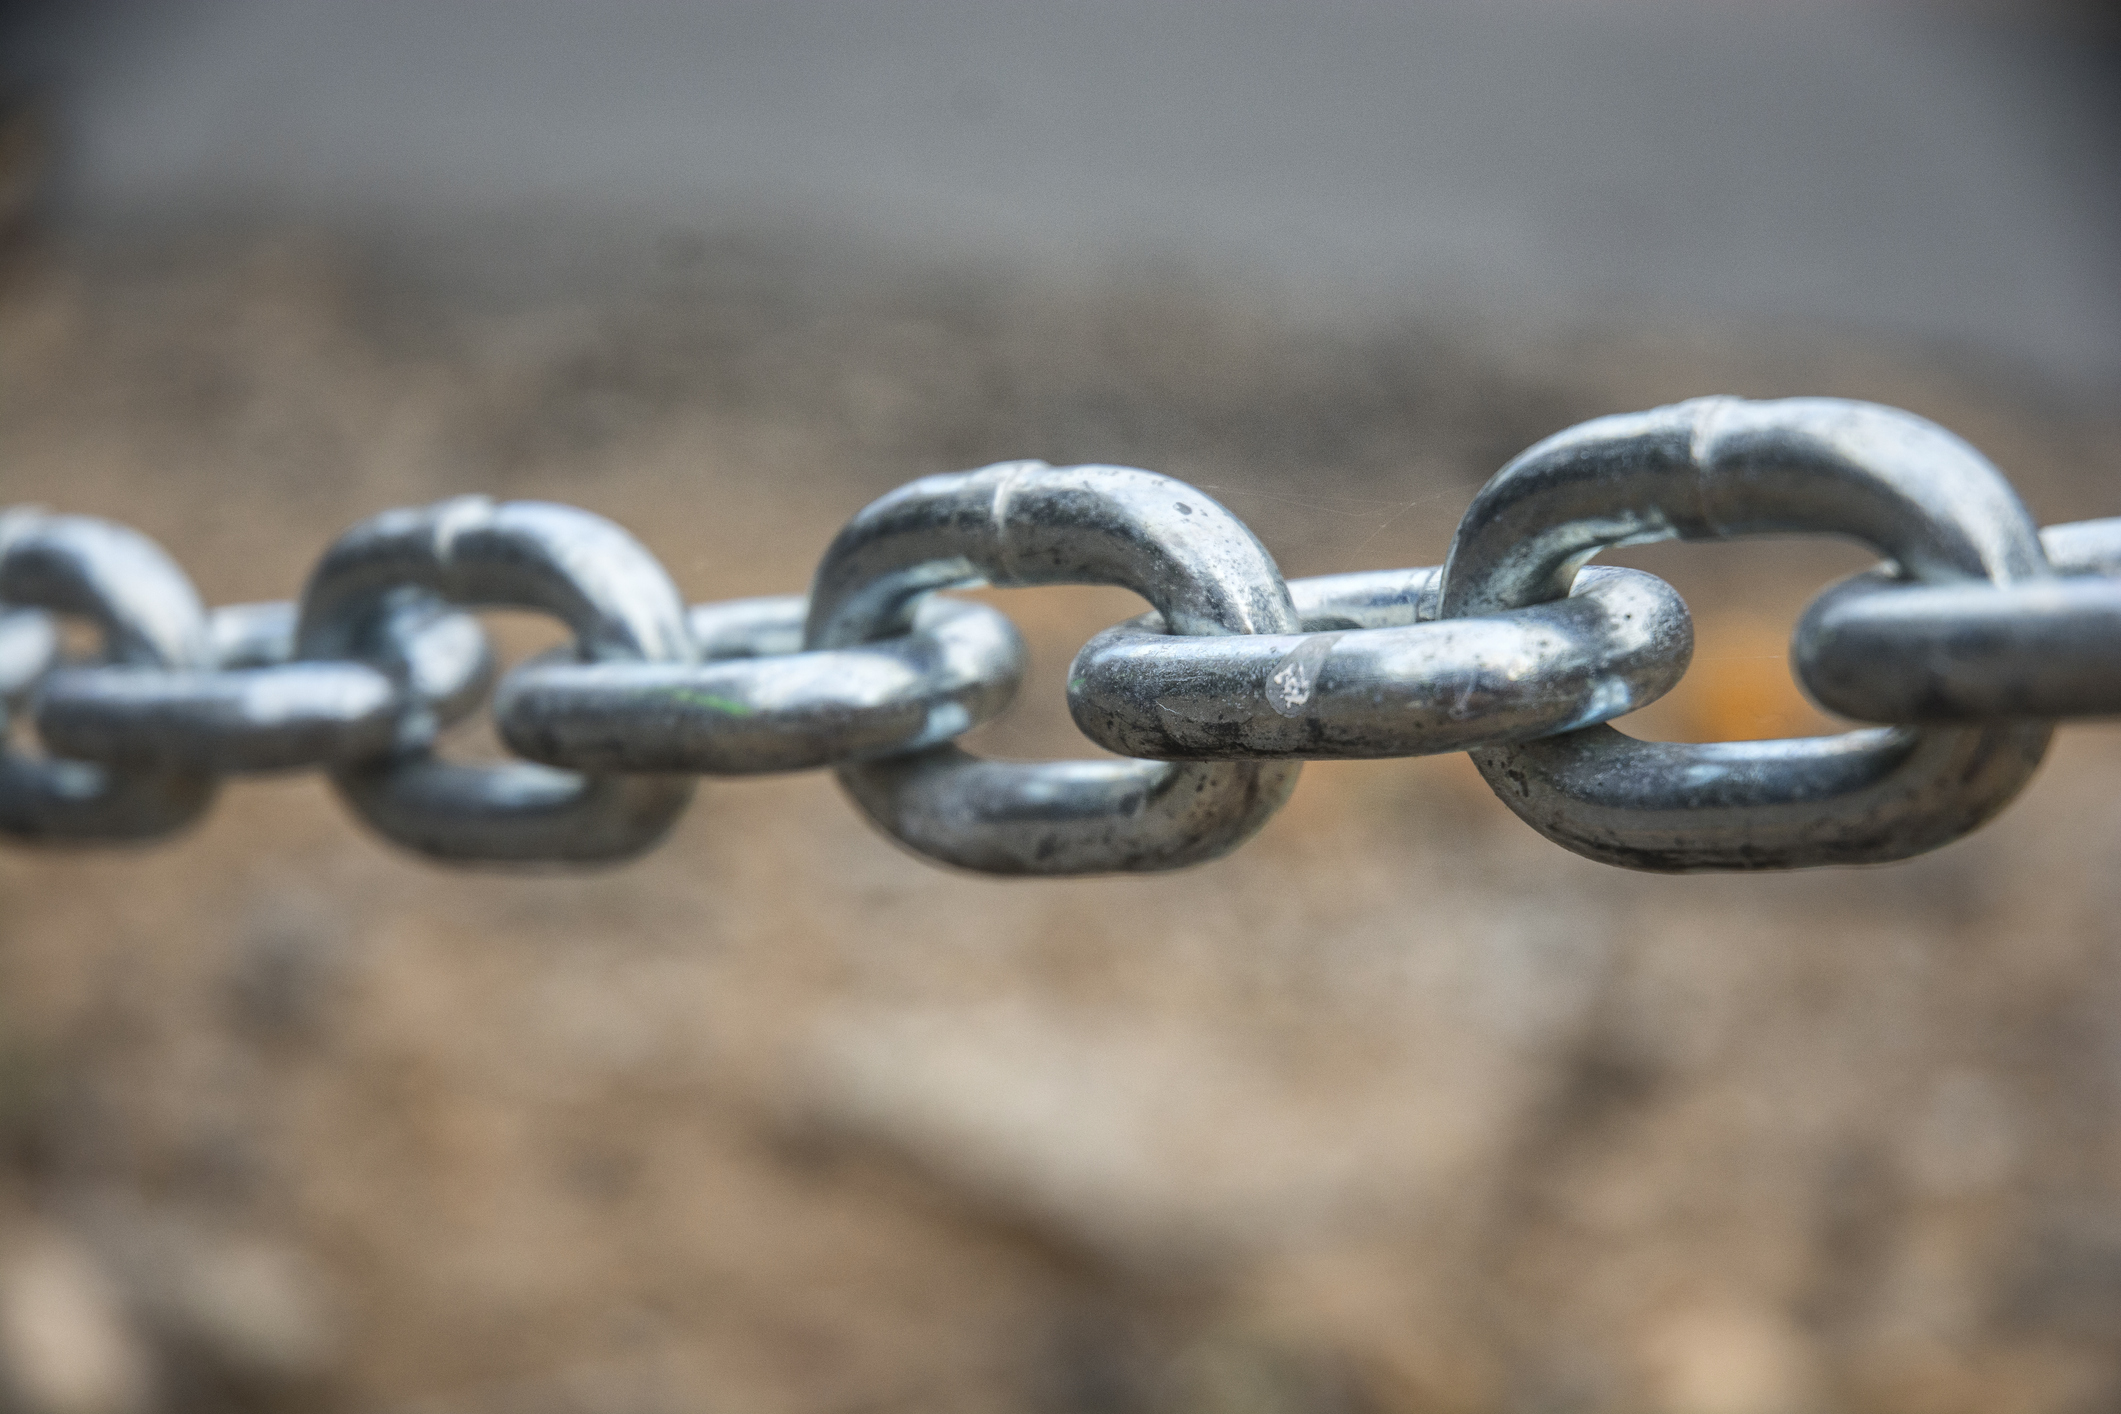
[5,396,2114,875]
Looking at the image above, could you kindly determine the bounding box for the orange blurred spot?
[1627,613,1839,743]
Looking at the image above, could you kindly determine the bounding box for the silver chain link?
[4,396,2114,875]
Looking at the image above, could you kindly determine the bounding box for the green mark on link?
[665,688,754,716]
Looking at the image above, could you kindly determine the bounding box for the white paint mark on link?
[1264,633,1342,718]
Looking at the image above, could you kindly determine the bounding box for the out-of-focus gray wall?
[8,0,2121,390]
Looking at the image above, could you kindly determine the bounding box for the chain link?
[806,460,1302,875]
[495,594,1024,775]
[1,397,2110,874]
[0,509,219,841]
[1067,564,1692,760]
[1438,397,2054,870]
[1795,517,2121,722]
[37,597,492,772]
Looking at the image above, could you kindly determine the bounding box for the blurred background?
[1,2,2119,1411]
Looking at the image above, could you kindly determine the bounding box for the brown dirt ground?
[0,222,2118,1414]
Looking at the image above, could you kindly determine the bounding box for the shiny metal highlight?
[0,609,58,699]
[495,594,1024,774]
[37,597,493,772]
[0,510,218,841]
[1796,517,2121,721]
[1439,396,2052,871]
[1068,564,1692,760]
[808,461,1300,874]
[296,497,694,863]
[0,395,2106,876]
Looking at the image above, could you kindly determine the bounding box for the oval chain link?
[1794,517,2121,722]
[805,461,1302,875]
[1438,396,2052,871]
[0,510,220,841]
[494,593,1026,775]
[1067,564,1693,760]
[0,397,2109,873]
[295,497,699,864]
[36,597,493,773]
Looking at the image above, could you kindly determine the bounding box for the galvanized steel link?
[0,509,219,841]
[0,393,2107,875]
[494,593,1025,775]
[0,607,58,700]
[1067,564,1693,760]
[805,461,1302,875]
[35,597,493,773]
[294,496,696,864]
[1438,396,2053,872]
[1795,517,2121,722]
[0,605,61,823]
